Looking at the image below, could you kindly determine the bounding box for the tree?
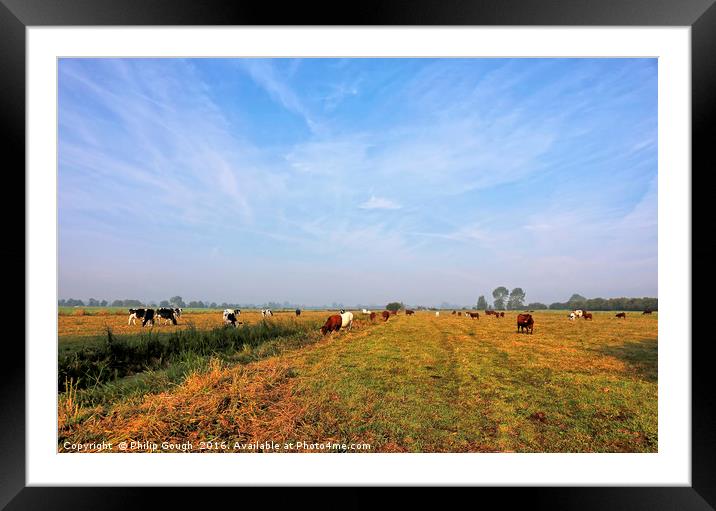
[111,299,123,307]
[160,300,170,307]
[492,287,509,310]
[88,298,99,307]
[527,302,548,310]
[58,299,66,306]
[566,294,587,310]
[507,288,526,310]
[100,300,108,307]
[476,296,488,310]
[210,302,217,309]
[169,296,186,307]
[386,302,403,312]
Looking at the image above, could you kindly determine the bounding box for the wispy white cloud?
[358,195,401,210]
[239,59,324,135]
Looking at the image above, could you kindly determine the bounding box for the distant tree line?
[59,292,656,312]
[472,289,657,312]
[548,294,657,311]
[59,295,314,310]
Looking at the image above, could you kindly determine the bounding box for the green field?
[58,310,657,453]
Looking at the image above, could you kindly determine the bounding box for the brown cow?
[516,313,534,334]
[616,312,626,319]
[485,310,495,316]
[406,309,415,315]
[457,312,462,316]
[320,315,343,335]
[382,310,390,321]
[452,310,457,315]
[643,309,653,315]
[468,312,480,319]
[499,312,505,318]
[390,310,397,316]
[370,312,377,321]
[583,312,593,320]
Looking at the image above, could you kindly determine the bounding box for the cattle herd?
[127,305,652,336]
[128,307,182,327]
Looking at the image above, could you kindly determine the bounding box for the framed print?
[5,0,715,508]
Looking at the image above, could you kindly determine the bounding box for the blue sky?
[58,58,657,306]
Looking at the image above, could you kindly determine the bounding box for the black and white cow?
[261,309,273,317]
[128,308,148,326]
[173,307,183,319]
[223,309,240,327]
[156,307,178,325]
[142,309,155,327]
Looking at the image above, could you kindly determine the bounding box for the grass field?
[58,310,657,453]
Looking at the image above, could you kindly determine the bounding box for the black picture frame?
[4,0,714,508]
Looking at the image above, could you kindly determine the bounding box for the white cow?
[568,312,576,321]
[435,311,440,317]
[573,309,584,318]
[340,311,354,331]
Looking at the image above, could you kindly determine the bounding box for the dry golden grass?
[58,310,327,338]
[58,310,657,453]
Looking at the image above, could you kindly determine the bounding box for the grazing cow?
[468,312,480,319]
[406,309,415,315]
[295,309,301,316]
[261,309,273,317]
[320,315,343,335]
[643,309,653,315]
[382,310,390,321]
[390,310,397,316]
[568,312,576,321]
[583,312,593,320]
[370,312,377,321]
[435,311,440,317]
[516,313,534,334]
[141,308,155,327]
[573,309,584,318]
[340,311,354,331]
[128,308,148,326]
[223,311,239,327]
[157,307,178,325]
[361,308,372,315]
[485,310,496,316]
[223,309,242,327]
[499,312,505,318]
[452,310,457,315]
[457,312,462,316]
[616,312,626,319]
